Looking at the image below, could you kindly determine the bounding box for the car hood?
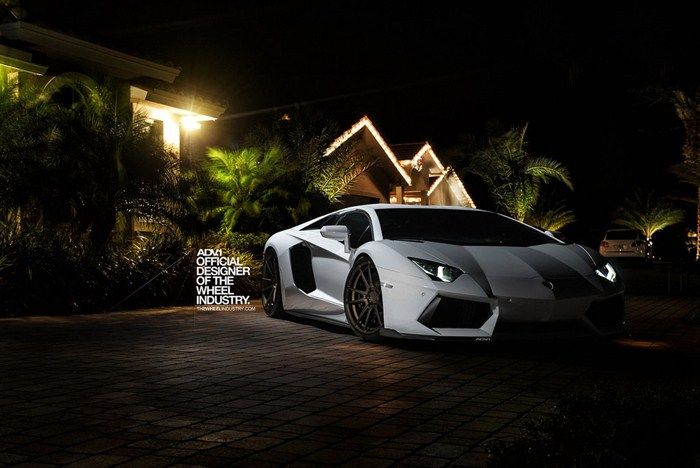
[385,240,613,299]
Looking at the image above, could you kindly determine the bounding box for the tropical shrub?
[221,231,270,254]
[0,223,196,316]
[0,72,182,251]
[465,124,573,221]
[246,110,372,205]
[205,146,289,233]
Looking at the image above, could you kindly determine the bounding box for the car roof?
[338,203,478,214]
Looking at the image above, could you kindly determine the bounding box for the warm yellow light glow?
[426,167,476,208]
[447,170,476,208]
[7,70,18,97]
[413,143,445,173]
[181,116,201,131]
[427,172,448,196]
[163,119,180,153]
[615,338,671,350]
[403,196,423,204]
[389,195,422,204]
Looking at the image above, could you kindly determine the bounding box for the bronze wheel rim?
[346,260,383,334]
[261,254,278,315]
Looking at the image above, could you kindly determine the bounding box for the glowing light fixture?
[181,116,201,131]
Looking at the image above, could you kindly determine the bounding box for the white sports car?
[262,205,624,340]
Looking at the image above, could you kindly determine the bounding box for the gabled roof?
[327,116,476,208]
[427,167,476,208]
[390,142,426,159]
[392,142,446,175]
[325,116,412,185]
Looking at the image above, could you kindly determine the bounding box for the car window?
[301,214,338,230]
[337,212,373,249]
[375,208,558,247]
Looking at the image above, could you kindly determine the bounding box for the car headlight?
[595,262,617,283]
[409,257,463,282]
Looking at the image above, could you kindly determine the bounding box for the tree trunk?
[697,186,700,261]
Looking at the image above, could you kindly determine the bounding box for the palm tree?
[206,146,288,232]
[669,88,700,260]
[0,69,62,227]
[525,200,575,231]
[246,111,374,210]
[0,70,181,249]
[466,124,573,221]
[615,191,683,258]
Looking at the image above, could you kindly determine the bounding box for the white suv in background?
[599,229,647,258]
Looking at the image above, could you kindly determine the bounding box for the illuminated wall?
[130,86,214,157]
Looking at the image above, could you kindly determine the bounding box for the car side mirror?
[321,225,351,253]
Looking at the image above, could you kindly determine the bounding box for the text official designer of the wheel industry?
[196,254,251,276]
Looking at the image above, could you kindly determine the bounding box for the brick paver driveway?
[0,296,698,467]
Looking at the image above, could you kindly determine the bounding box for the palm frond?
[615,191,684,240]
[466,124,572,220]
[526,202,575,231]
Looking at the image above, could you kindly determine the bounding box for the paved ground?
[0,296,698,467]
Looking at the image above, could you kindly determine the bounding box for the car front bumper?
[378,266,625,340]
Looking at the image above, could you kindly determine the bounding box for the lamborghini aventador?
[261,205,625,340]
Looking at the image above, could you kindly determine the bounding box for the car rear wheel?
[344,256,384,339]
[262,249,285,318]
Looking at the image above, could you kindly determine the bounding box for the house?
[0,21,225,158]
[0,19,226,231]
[326,116,475,208]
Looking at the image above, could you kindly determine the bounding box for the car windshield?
[375,208,558,247]
[605,230,637,240]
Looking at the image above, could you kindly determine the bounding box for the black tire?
[262,249,285,318]
[344,256,384,340]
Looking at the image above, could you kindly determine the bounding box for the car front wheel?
[262,249,285,318]
[344,256,384,339]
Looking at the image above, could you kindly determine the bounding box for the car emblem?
[543,280,555,291]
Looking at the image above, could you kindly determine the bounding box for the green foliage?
[206,146,288,232]
[670,88,700,186]
[220,231,270,254]
[488,387,700,467]
[0,222,193,315]
[466,124,573,221]
[235,112,374,229]
[311,150,374,204]
[0,71,181,250]
[667,88,700,260]
[525,200,576,231]
[615,191,683,241]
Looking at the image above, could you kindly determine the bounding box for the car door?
[291,210,373,317]
[315,211,373,302]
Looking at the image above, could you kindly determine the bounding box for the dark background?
[19,0,700,248]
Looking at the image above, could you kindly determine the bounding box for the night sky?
[19,1,700,244]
